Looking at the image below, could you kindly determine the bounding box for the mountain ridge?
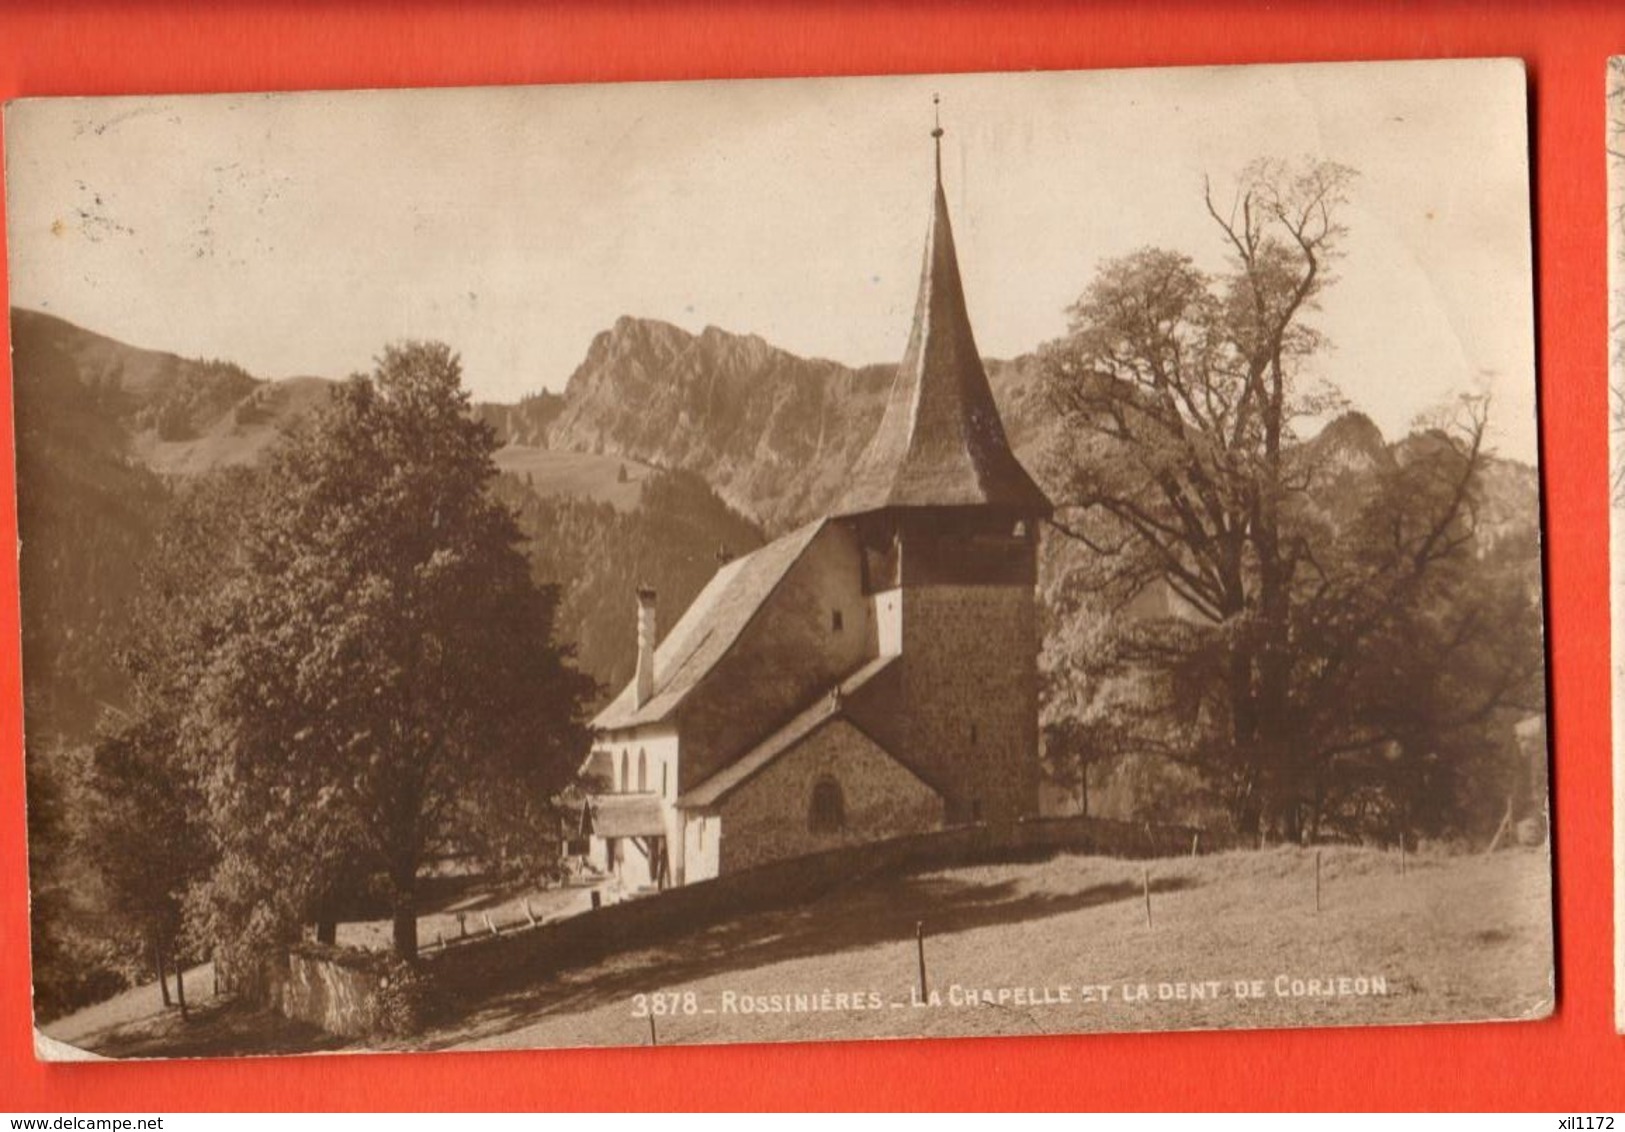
[541,313,1051,531]
[10,305,1536,499]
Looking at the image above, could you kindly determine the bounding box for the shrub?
[370,956,436,1037]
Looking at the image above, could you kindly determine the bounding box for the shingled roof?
[592,519,827,731]
[833,144,1052,519]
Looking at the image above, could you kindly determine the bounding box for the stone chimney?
[634,586,658,709]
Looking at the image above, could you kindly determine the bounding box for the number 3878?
[631,991,700,1017]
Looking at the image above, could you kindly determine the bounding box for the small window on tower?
[831,609,844,632]
[1013,520,1028,538]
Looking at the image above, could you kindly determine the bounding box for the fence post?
[484,912,499,937]
[525,899,537,927]
[1314,850,1323,913]
[1142,867,1153,928]
[915,921,928,999]
[1484,797,1514,856]
[154,936,171,1009]
[1399,833,1407,877]
[1191,832,1199,858]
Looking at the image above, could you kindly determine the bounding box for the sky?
[5,59,1537,461]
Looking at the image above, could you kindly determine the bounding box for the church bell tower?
[833,101,1053,827]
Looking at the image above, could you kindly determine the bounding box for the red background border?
[0,0,1614,1111]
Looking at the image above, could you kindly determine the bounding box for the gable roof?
[592,518,827,731]
[676,655,924,809]
[577,747,615,785]
[833,157,1051,519]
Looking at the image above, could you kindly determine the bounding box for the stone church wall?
[898,584,1038,826]
[715,718,944,874]
[676,523,871,791]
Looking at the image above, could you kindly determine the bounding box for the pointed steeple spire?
[834,101,1052,519]
[932,93,945,186]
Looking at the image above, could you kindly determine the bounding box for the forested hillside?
[495,470,764,699]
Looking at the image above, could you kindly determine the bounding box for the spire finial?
[931,93,944,184]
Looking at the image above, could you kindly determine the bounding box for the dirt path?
[42,962,217,1048]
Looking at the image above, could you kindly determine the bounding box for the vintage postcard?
[7,59,1549,1059]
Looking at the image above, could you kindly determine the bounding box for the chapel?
[582,112,1052,889]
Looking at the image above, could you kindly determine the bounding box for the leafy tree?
[152,342,594,961]
[1041,160,1543,842]
[99,467,273,989]
[1296,420,1546,840]
[84,710,211,1010]
[25,738,138,1021]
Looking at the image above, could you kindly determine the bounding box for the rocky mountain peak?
[1307,410,1394,480]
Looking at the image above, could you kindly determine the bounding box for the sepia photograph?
[6,58,1550,1060]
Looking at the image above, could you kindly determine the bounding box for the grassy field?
[491,447,654,511]
[420,844,1551,1052]
[135,376,336,476]
[45,845,1551,1058]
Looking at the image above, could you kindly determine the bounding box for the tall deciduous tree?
[85,712,210,1010]
[1041,159,1543,842]
[149,342,593,962]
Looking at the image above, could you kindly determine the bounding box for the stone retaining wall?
[269,815,1234,1034]
[423,814,1232,1000]
[266,944,421,1038]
